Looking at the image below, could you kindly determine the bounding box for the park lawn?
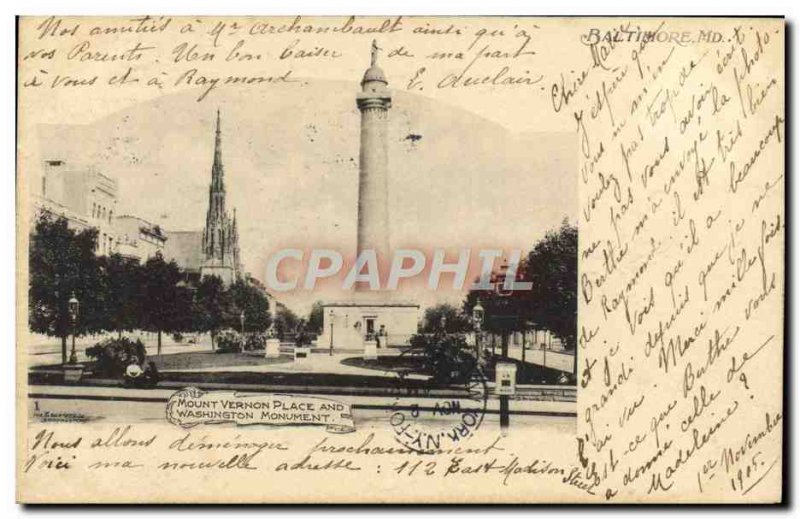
[157,353,433,389]
[340,355,427,375]
[342,354,573,385]
[159,370,434,390]
[28,351,292,373]
[150,351,291,370]
[27,366,438,391]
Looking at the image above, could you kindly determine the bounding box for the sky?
[34,79,576,315]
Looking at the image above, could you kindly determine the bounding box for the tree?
[226,279,271,332]
[421,303,472,333]
[29,214,103,363]
[306,301,324,334]
[408,332,476,385]
[99,254,143,337]
[519,221,577,351]
[172,282,196,334]
[273,305,299,340]
[141,253,183,355]
[193,275,228,350]
[463,220,578,352]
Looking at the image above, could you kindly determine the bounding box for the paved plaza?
[28,331,575,382]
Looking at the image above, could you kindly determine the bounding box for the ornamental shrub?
[85,337,146,378]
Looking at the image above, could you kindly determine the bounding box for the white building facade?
[114,215,167,262]
[35,159,119,256]
[317,301,420,349]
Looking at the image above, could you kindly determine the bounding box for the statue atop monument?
[361,39,388,87]
[370,39,379,66]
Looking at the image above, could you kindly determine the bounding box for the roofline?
[322,301,420,308]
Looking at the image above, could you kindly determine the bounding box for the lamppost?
[523,320,537,367]
[329,309,335,356]
[489,260,520,434]
[491,259,519,360]
[472,298,484,361]
[68,293,79,364]
[542,341,548,383]
[240,310,246,353]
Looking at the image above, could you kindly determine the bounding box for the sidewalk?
[506,346,575,373]
[27,333,211,367]
[28,382,577,417]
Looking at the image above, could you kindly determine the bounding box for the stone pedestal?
[63,364,85,384]
[363,339,378,360]
[294,346,311,363]
[265,338,281,358]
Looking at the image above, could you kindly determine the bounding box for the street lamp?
[240,310,245,353]
[542,341,548,383]
[489,260,520,434]
[68,293,79,364]
[472,298,484,360]
[329,309,335,356]
[490,260,519,360]
[472,298,485,326]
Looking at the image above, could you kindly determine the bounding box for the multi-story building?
[35,159,119,256]
[114,215,167,262]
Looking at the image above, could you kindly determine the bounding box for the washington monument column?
[356,40,391,273]
[318,41,419,351]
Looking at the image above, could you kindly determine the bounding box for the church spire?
[211,109,224,192]
[201,109,241,284]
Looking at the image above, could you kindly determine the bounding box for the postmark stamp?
[387,366,489,454]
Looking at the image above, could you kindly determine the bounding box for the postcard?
[16,15,784,503]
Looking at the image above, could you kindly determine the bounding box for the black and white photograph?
[26,38,578,438]
[14,13,785,504]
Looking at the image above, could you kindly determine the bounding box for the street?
[28,384,576,431]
